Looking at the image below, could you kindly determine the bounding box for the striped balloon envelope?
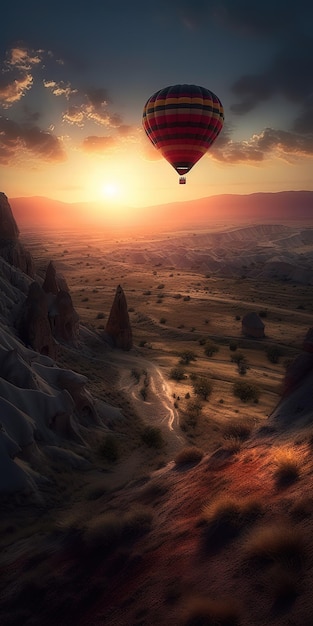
[142,84,224,183]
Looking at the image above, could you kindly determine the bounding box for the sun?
[101,182,120,199]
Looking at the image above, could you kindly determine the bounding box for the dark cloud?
[0,116,66,165]
[293,99,313,134]
[165,1,313,36]
[213,1,310,37]
[212,126,313,164]
[85,88,109,108]
[230,36,313,121]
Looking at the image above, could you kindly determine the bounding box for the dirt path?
[107,351,184,452]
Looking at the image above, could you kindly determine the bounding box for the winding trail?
[104,350,184,451]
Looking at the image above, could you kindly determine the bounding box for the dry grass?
[174,446,204,467]
[83,507,153,553]
[244,524,305,570]
[273,447,300,487]
[200,495,263,552]
[181,595,241,626]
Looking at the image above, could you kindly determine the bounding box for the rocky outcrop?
[282,328,313,397]
[242,312,265,338]
[19,281,57,359]
[0,193,35,277]
[49,290,79,344]
[106,284,132,351]
[42,260,69,295]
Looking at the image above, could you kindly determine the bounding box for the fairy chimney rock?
[42,261,59,294]
[49,290,79,344]
[0,193,35,276]
[20,281,56,359]
[42,261,70,295]
[106,285,132,351]
[0,192,19,241]
[242,312,265,338]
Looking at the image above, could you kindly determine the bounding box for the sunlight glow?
[101,182,120,199]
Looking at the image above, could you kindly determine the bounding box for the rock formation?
[106,284,132,350]
[282,328,313,397]
[241,312,265,338]
[49,290,79,344]
[0,192,35,277]
[19,281,57,359]
[42,260,69,295]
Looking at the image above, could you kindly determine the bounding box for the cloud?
[62,89,123,129]
[0,73,33,108]
[5,47,42,71]
[0,46,45,108]
[43,80,78,99]
[230,36,313,119]
[212,127,313,164]
[0,116,66,165]
[81,135,117,153]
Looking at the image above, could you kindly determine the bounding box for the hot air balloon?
[142,84,224,184]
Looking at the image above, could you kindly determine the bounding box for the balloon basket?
[179,176,186,184]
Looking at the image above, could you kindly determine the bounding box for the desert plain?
[2,214,313,626]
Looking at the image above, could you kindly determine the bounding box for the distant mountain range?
[9,190,313,232]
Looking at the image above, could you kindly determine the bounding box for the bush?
[223,421,252,442]
[266,345,283,364]
[170,366,186,381]
[204,340,219,357]
[179,350,197,365]
[182,596,241,626]
[244,524,305,569]
[160,317,167,324]
[201,495,263,552]
[233,380,260,403]
[174,446,204,466]
[192,377,213,400]
[141,426,164,448]
[230,352,246,364]
[229,340,238,352]
[273,447,300,487]
[98,434,119,462]
[96,312,105,319]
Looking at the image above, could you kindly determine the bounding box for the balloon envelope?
[142,84,224,179]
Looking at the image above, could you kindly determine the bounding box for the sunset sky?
[1,0,313,213]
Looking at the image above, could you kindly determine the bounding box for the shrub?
[229,340,238,352]
[182,596,241,626]
[223,421,252,442]
[98,434,119,462]
[230,352,246,364]
[193,377,213,400]
[273,447,300,487]
[84,507,153,553]
[244,524,305,569]
[174,446,204,466]
[170,366,186,381]
[179,350,197,365]
[233,380,260,403]
[204,340,219,357]
[266,345,283,364]
[141,426,164,449]
[96,312,105,319]
[160,317,167,324]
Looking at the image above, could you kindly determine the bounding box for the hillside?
[9,190,313,232]
[1,197,313,625]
